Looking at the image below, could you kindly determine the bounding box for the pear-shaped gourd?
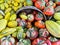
[10,14,17,21]
[5,12,10,21]
[8,21,17,28]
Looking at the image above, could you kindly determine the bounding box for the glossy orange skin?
[35,21,45,28]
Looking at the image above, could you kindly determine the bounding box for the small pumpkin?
[26,27,38,40]
[1,35,15,45]
[18,19,27,28]
[35,13,43,21]
[17,27,26,40]
[35,21,45,28]
[39,28,49,38]
[16,39,31,45]
[27,14,34,22]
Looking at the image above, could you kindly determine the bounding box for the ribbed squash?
[0,19,7,32]
[1,35,15,45]
[45,20,60,38]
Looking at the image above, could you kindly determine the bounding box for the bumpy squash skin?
[45,20,60,38]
